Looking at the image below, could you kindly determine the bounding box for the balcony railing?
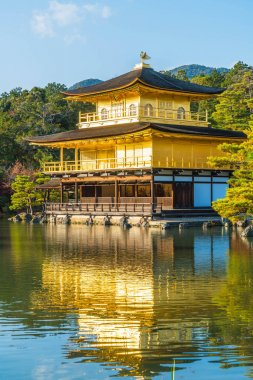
[43,156,152,173]
[45,202,158,215]
[42,156,220,173]
[79,106,208,128]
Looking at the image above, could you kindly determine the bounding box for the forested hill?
[69,64,230,89]
[69,78,102,90]
[167,64,229,79]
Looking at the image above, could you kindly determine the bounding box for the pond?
[1,220,253,380]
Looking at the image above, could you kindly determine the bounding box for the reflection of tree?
[210,232,253,378]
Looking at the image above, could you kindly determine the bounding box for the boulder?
[236,220,250,228]
[12,214,22,223]
[31,216,41,224]
[49,215,57,224]
[241,226,253,237]
[161,222,171,230]
[40,216,47,224]
[179,223,190,229]
[120,216,132,229]
[86,215,94,225]
[202,221,213,229]
[103,215,112,226]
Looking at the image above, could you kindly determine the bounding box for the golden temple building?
[28,54,245,216]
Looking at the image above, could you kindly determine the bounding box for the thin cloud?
[101,5,111,18]
[64,33,86,46]
[31,12,54,37]
[31,1,111,40]
[49,1,80,26]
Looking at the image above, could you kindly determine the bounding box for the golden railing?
[43,156,152,173]
[79,106,208,126]
[42,156,219,173]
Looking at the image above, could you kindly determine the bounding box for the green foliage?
[190,70,226,125]
[9,173,50,214]
[208,130,253,222]
[0,83,94,170]
[212,70,253,131]
[175,69,189,81]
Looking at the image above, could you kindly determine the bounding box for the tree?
[175,69,189,82]
[0,83,94,170]
[212,70,253,131]
[208,130,253,222]
[10,173,49,214]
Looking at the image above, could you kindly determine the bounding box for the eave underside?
[28,122,246,148]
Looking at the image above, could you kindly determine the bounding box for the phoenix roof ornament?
[140,51,151,63]
[133,51,152,70]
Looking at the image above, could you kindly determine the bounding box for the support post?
[115,180,118,210]
[60,182,64,204]
[75,148,79,170]
[75,182,78,204]
[95,185,97,204]
[151,174,155,216]
[60,147,64,170]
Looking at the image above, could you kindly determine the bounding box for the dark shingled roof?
[27,123,246,144]
[63,68,224,96]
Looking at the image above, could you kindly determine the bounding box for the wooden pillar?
[134,182,138,199]
[60,182,64,204]
[75,148,79,170]
[75,182,78,204]
[60,147,64,169]
[95,184,98,204]
[115,180,118,207]
[151,174,155,215]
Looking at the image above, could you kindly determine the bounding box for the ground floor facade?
[44,169,230,216]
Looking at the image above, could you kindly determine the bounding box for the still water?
[1,221,253,380]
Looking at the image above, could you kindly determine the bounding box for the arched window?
[177,107,185,120]
[144,103,153,117]
[101,108,108,120]
[129,104,137,116]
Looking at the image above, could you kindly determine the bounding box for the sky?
[1,0,253,92]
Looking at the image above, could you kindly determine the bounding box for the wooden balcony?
[45,201,166,216]
[42,155,216,174]
[78,106,208,128]
[43,156,152,173]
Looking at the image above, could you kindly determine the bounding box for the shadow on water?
[1,221,253,379]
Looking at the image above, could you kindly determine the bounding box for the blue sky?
[1,0,253,92]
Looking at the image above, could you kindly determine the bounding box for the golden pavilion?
[28,54,245,216]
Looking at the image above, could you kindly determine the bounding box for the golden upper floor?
[64,57,223,129]
[30,125,245,173]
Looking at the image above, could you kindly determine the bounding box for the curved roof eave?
[27,122,246,146]
[62,79,224,98]
[62,67,225,98]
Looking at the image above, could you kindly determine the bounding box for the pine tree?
[9,173,49,214]
[208,130,253,222]
[212,70,253,131]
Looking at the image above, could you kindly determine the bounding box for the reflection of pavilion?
[32,225,229,378]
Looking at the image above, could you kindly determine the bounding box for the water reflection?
[1,222,253,379]
[30,226,235,378]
